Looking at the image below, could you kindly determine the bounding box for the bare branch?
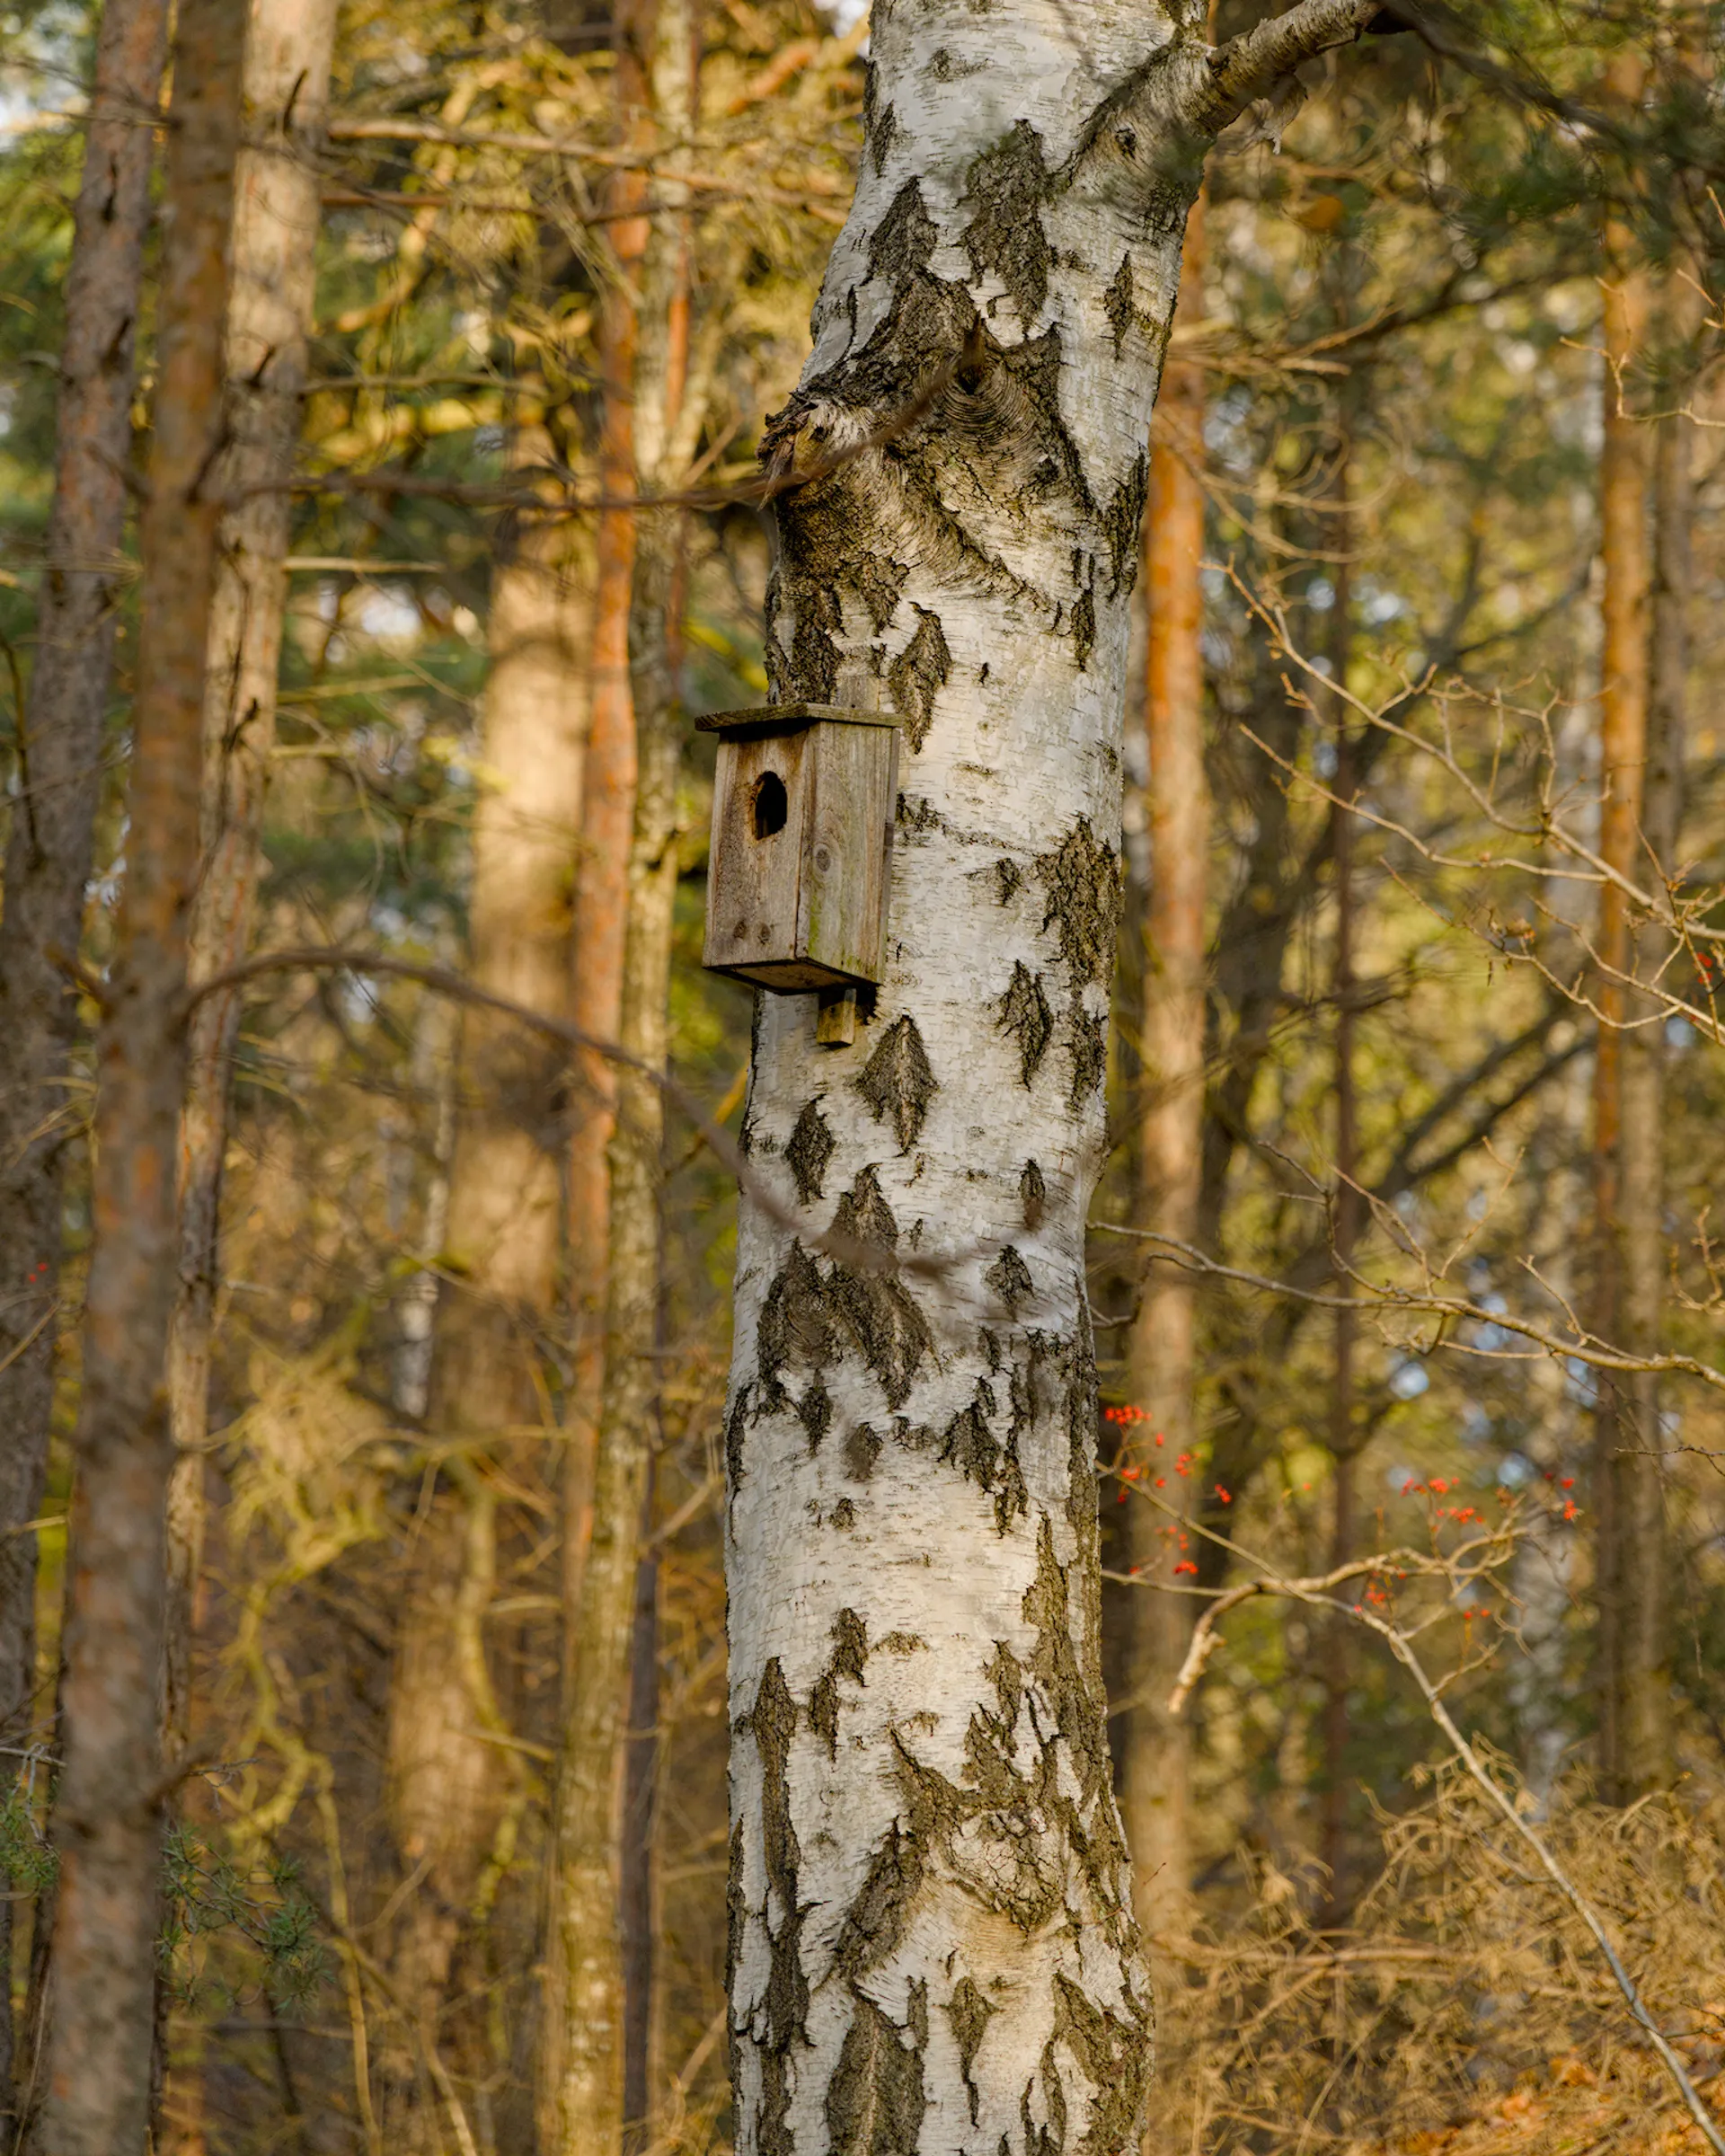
[1176,1564,1725,2155]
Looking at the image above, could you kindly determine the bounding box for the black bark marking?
[993,856,1023,905]
[739,994,764,1155]
[1053,1971,1155,2156]
[749,1659,809,2156]
[986,1243,1034,1316]
[809,1606,869,1760]
[868,87,899,178]
[1037,817,1121,985]
[796,1373,833,1454]
[887,604,951,752]
[960,119,1052,326]
[1104,251,1134,357]
[947,1975,996,2126]
[897,793,943,837]
[834,1814,925,1982]
[764,557,843,705]
[854,551,911,634]
[757,1241,836,1408]
[826,1994,927,2156]
[1022,1515,1114,1816]
[1103,447,1149,598]
[831,1496,856,1529]
[856,1015,936,1153]
[1066,1289,1102,1539]
[725,1383,752,1488]
[1021,1157,1047,1229]
[941,1378,1027,1532]
[830,1167,934,1409]
[1008,1330,1051,1454]
[833,1161,898,1249]
[786,1097,836,1206]
[1000,326,1095,517]
[1067,990,1108,1107]
[997,961,1053,1087]
[1072,575,1096,674]
[726,1818,747,2107]
[845,1421,882,1481]
[868,177,938,285]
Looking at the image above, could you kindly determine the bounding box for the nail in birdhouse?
[701,702,898,994]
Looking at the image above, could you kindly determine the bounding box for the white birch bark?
[721,3,1380,2147]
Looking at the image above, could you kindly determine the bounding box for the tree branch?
[1184,0,1385,140]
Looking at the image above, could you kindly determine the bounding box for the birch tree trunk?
[34,0,245,2145]
[721,4,1378,2145]
[1119,193,1208,1944]
[0,5,168,2105]
[164,0,341,1766]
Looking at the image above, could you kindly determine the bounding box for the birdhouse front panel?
[702,706,898,994]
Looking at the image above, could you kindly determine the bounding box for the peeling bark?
[34,0,246,2144]
[721,4,1382,2143]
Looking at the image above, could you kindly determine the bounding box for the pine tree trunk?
[0,0,168,2109]
[164,0,341,1766]
[562,8,653,1645]
[32,0,246,2146]
[719,4,1381,2143]
[1119,193,1208,1945]
[1590,52,1651,1801]
[550,10,693,2146]
[382,423,588,2116]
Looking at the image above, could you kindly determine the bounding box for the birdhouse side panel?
[703,729,810,979]
[800,720,898,985]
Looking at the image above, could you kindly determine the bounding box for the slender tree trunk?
[1591,50,1651,1801]
[164,0,341,1767]
[550,9,693,2147]
[620,1458,662,2153]
[719,3,1380,2142]
[0,0,169,2110]
[1320,448,1358,1925]
[1119,192,1208,1945]
[1607,290,1693,1800]
[562,13,654,1646]
[382,425,589,2126]
[33,2,246,2148]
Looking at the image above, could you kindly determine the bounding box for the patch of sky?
[1389,1358,1429,1401]
[358,587,424,650]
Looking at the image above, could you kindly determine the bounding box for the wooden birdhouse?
[700,702,899,1028]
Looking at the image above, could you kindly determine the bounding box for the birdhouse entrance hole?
[751,771,788,839]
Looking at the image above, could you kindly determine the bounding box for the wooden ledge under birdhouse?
[700,703,899,1024]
